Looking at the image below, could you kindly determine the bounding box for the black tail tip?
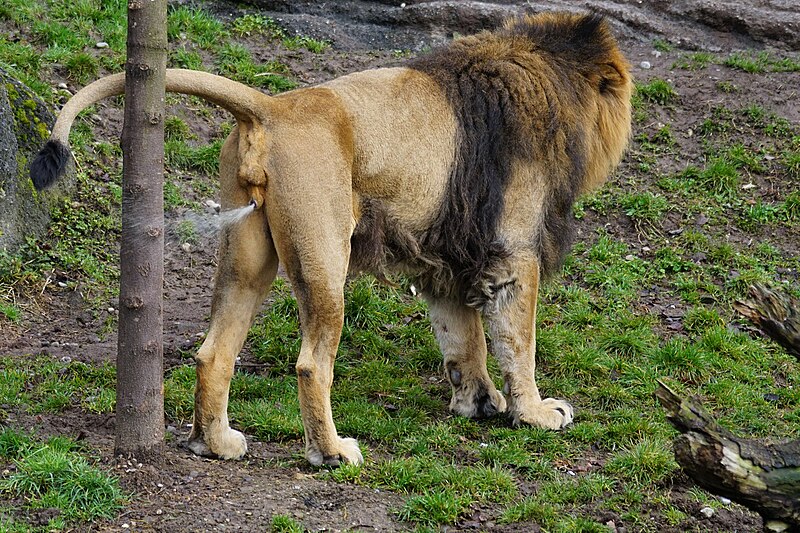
[30,139,71,190]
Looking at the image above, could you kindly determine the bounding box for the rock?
[640,60,651,69]
[0,68,74,252]
[95,41,109,48]
[700,506,715,518]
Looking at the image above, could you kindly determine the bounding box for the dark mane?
[407,12,613,301]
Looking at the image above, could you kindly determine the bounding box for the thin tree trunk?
[115,0,168,458]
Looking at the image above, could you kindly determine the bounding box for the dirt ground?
[2,1,799,531]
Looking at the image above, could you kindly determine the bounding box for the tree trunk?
[115,0,168,458]
[655,381,800,532]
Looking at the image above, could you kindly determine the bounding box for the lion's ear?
[595,61,629,94]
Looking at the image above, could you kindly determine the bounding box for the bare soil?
[2,1,799,531]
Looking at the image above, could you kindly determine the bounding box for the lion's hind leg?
[483,258,573,430]
[265,130,363,466]
[188,129,279,459]
[425,296,506,419]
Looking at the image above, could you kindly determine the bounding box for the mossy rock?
[0,67,74,251]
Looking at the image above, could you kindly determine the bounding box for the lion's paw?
[511,397,573,430]
[450,381,507,419]
[188,427,247,460]
[306,437,364,467]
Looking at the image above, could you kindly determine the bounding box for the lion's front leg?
[426,296,506,419]
[484,260,573,429]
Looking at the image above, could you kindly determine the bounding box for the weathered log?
[734,283,800,358]
[655,381,800,532]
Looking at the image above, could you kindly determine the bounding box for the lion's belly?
[324,67,456,233]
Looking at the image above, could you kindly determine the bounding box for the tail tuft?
[30,140,71,190]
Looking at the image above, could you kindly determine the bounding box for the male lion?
[31,12,632,466]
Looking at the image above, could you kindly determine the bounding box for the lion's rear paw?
[511,397,573,430]
[188,427,247,460]
[307,437,363,467]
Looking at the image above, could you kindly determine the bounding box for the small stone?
[205,199,221,211]
[651,50,662,58]
[700,506,715,518]
[719,496,732,505]
[122,524,130,529]
[640,61,651,69]
[96,41,109,48]
[742,182,756,190]
[155,509,163,515]
[624,254,636,261]
[60,356,72,363]
[108,307,115,313]
[57,82,68,89]
[181,242,192,253]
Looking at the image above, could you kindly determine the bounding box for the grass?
[270,514,305,533]
[673,52,716,70]
[0,428,125,529]
[724,51,800,73]
[635,79,678,106]
[619,191,669,230]
[230,12,330,53]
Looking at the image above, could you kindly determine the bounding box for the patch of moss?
[3,78,52,153]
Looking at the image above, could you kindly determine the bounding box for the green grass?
[230,13,329,53]
[673,52,716,70]
[0,301,22,322]
[619,191,669,229]
[168,5,227,49]
[214,43,297,93]
[0,357,117,415]
[270,514,305,533]
[635,79,678,106]
[0,428,125,528]
[724,51,800,73]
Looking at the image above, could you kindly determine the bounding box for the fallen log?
[734,283,800,358]
[655,381,800,532]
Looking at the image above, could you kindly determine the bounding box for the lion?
[31,12,632,466]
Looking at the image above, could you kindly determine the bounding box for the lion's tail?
[30,69,274,190]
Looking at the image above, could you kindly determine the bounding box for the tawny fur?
[32,12,632,466]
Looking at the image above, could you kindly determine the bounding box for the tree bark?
[734,283,800,358]
[655,381,800,532]
[115,0,168,458]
